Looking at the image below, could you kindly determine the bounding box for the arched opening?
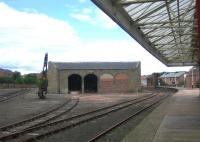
[100,74,114,81]
[68,74,82,93]
[84,74,98,93]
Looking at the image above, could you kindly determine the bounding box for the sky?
[0,0,192,75]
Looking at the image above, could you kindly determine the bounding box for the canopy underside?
[92,0,198,66]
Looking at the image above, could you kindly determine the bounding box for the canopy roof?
[92,0,198,66]
[159,71,186,78]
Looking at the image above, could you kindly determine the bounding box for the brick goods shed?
[48,62,141,94]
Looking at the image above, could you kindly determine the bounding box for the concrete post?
[82,76,84,94]
[197,0,200,95]
[192,68,194,88]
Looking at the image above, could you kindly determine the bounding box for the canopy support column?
[197,0,200,95]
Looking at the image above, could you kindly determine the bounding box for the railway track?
[0,89,30,103]
[0,93,161,142]
[0,96,79,141]
[87,94,169,142]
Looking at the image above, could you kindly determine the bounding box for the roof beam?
[147,33,197,38]
[165,0,180,58]
[140,25,197,29]
[151,33,175,44]
[158,47,198,51]
[137,20,196,26]
[181,0,195,20]
[155,42,195,46]
[117,0,164,5]
[92,0,197,67]
[144,7,195,35]
[92,0,168,64]
[167,62,197,67]
[135,0,176,22]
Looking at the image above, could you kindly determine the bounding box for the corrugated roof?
[92,0,198,67]
[160,71,186,78]
[50,62,140,70]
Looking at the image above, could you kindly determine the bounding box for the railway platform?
[121,89,200,142]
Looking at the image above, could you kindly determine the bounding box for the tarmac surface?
[0,89,67,126]
[121,88,200,142]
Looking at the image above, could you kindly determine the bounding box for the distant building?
[0,68,13,77]
[48,62,141,94]
[23,73,39,78]
[147,73,160,88]
[159,71,186,87]
[141,75,148,87]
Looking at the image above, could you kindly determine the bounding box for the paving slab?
[121,89,200,142]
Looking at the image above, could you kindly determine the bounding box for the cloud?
[0,2,79,74]
[0,2,192,75]
[79,0,86,3]
[49,39,192,75]
[69,7,117,29]
[53,40,139,62]
[83,8,92,14]
[94,9,118,29]
[70,13,92,22]
[21,8,39,13]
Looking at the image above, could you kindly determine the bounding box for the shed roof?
[50,62,140,70]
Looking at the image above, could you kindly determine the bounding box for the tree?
[195,80,200,88]
[0,77,13,84]
[23,74,38,84]
[12,71,23,84]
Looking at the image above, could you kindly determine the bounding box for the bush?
[23,74,38,84]
[0,73,39,86]
[195,80,200,88]
[0,77,13,84]
[178,81,184,87]
[37,78,48,89]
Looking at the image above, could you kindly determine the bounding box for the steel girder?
[92,0,198,67]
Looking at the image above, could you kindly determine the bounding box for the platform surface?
[121,89,200,142]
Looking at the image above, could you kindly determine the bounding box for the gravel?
[39,95,164,142]
[0,88,174,142]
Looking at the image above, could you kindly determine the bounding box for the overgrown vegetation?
[195,80,200,88]
[178,81,184,87]
[0,72,38,85]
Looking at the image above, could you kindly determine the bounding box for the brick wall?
[48,62,141,94]
[99,73,129,93]
[185,67,199,88]
[100,80,114,93]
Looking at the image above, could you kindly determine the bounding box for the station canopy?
[92,0,198,66]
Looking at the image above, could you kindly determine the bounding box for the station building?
[159,72,186,86]
[48,62,141,94]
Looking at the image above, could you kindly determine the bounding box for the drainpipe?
[82,77,84,94]
[192,68,194,88]
[175,73,177,87]
[197,0,200,95]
